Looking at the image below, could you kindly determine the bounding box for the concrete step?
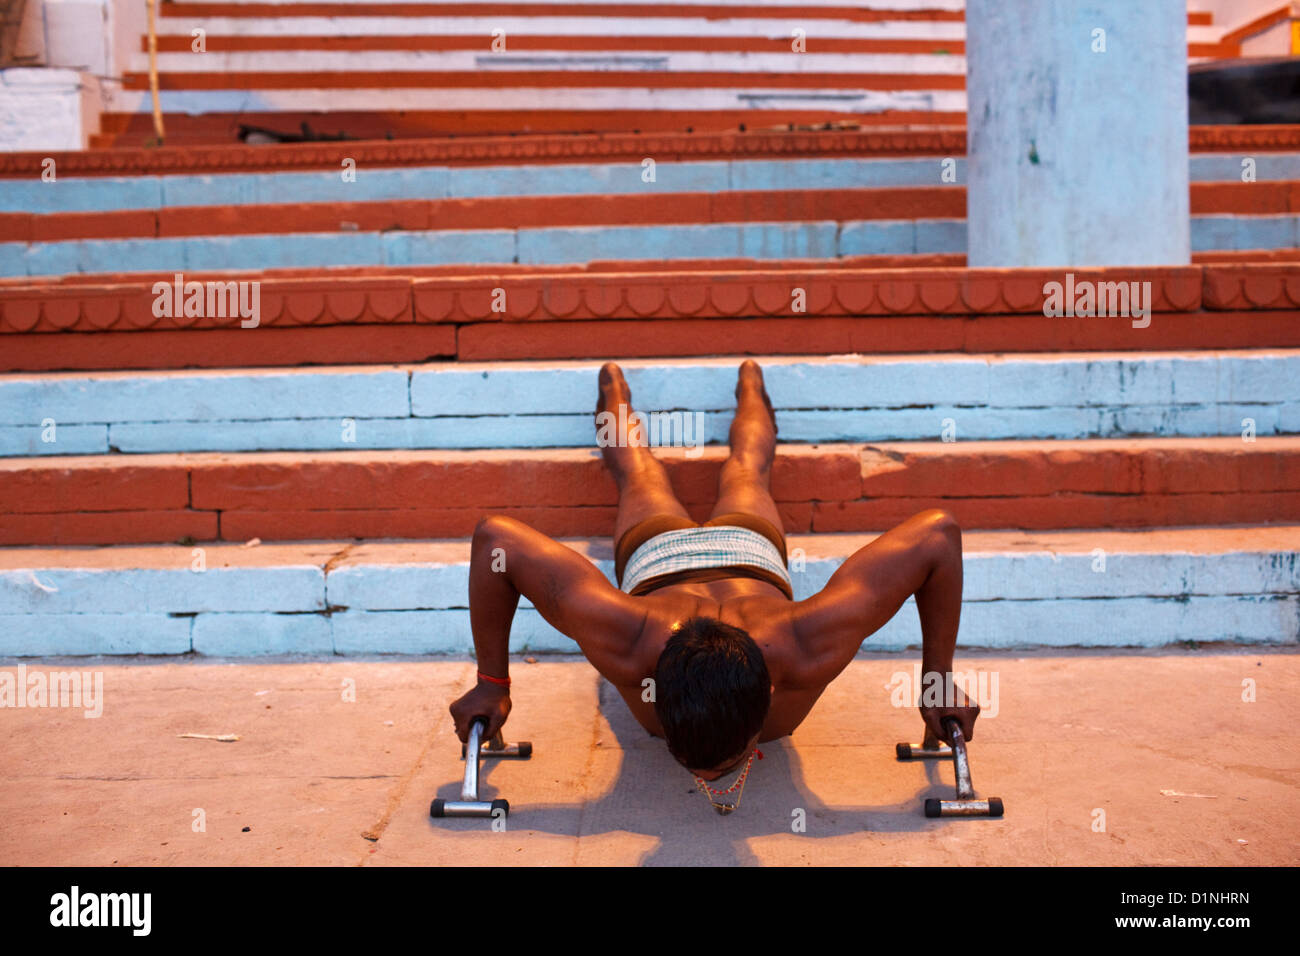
[4,210,1296,278]
[5,125,1289,181]
[5,182,1300,246]
[0,525,1294,655]
[90,2,1231,145]
[0,186,968,240]
[0,156,973,215]
[129,50,969,77]
[0,219,952,278]
[4,262,1299,371]
[144,35,969,57]
[7,155,1299,216]
[2,437,1298,545]
[88,106,963,146]
[101,1,972,140]
[6,250,1295,286]
[111,2,972,134]
[1,351,1296,457]
[84,0,1229,145]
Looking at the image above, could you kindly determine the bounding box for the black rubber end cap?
[895,742,911,760]
[924,798,942,818]
[430,799,445,818]
[988,797,1004,817]
[518,741,532,759]
[490,798,509,817]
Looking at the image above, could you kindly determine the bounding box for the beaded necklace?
[693,748,759,815]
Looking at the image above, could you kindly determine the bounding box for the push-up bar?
[430,718,532,819]
[896,717,1004,818]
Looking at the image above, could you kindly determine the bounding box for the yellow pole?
[146,0,165,142]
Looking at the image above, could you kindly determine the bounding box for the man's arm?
[786,509,978,743]
[449,514,647,741]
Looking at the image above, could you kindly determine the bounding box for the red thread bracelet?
[477,671,511,687]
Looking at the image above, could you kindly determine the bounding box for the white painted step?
[3,156,969,214]
[2,352,1296,456]
[1,527,1295,655]
[8,216,1297,279]
[103,86,966,117]
[131,51,967,75]
[6,155,1297,217]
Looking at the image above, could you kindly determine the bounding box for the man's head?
[653,616,771,777]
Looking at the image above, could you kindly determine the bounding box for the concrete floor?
[1,648,1296,866]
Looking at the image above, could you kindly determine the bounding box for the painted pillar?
[965,0,1190,266]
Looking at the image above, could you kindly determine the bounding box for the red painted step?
[157,3,969,23]
[3,263,1299,371]
[152,1,1211,25]
[0,187,968,242]
[2,439,1297,546]
[146,34,969,55]
[6,126,1288,176]
[88,108,967,148]
[2,182,1296,243]
[121,70,967,92]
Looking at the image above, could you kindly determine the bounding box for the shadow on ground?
[430,676,966,865]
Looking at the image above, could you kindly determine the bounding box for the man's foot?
[595,361,651,481]
[736,360,778,437]
[595,362,640,436]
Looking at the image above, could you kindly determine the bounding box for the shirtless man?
[449,360,980,813]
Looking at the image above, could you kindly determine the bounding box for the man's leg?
[596,362,692,544]
[707,360,783,534]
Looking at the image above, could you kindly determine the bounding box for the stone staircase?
[1,248,1298,653]
[1,3,1297,657]
[2,128,1299,285]
[91,0,1242,147]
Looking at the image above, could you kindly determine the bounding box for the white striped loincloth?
[620,525,792,596]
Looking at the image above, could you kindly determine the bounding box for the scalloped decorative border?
[0,129,965,180]
[0,277,411,333]
[2,125,1297,179]
[1201,263,1300,310]
[8,264,1300,334]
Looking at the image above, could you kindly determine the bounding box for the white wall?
[42,0,112,74]
[0,66,101,149]
[965,0,1191,267]
[0,0,146,150]
[9,0,139,76]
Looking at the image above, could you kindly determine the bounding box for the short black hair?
[653,616,771,771]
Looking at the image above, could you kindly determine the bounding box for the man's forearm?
[468,519,520,680]
[917,539,961,676]
[921,628,957,676]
